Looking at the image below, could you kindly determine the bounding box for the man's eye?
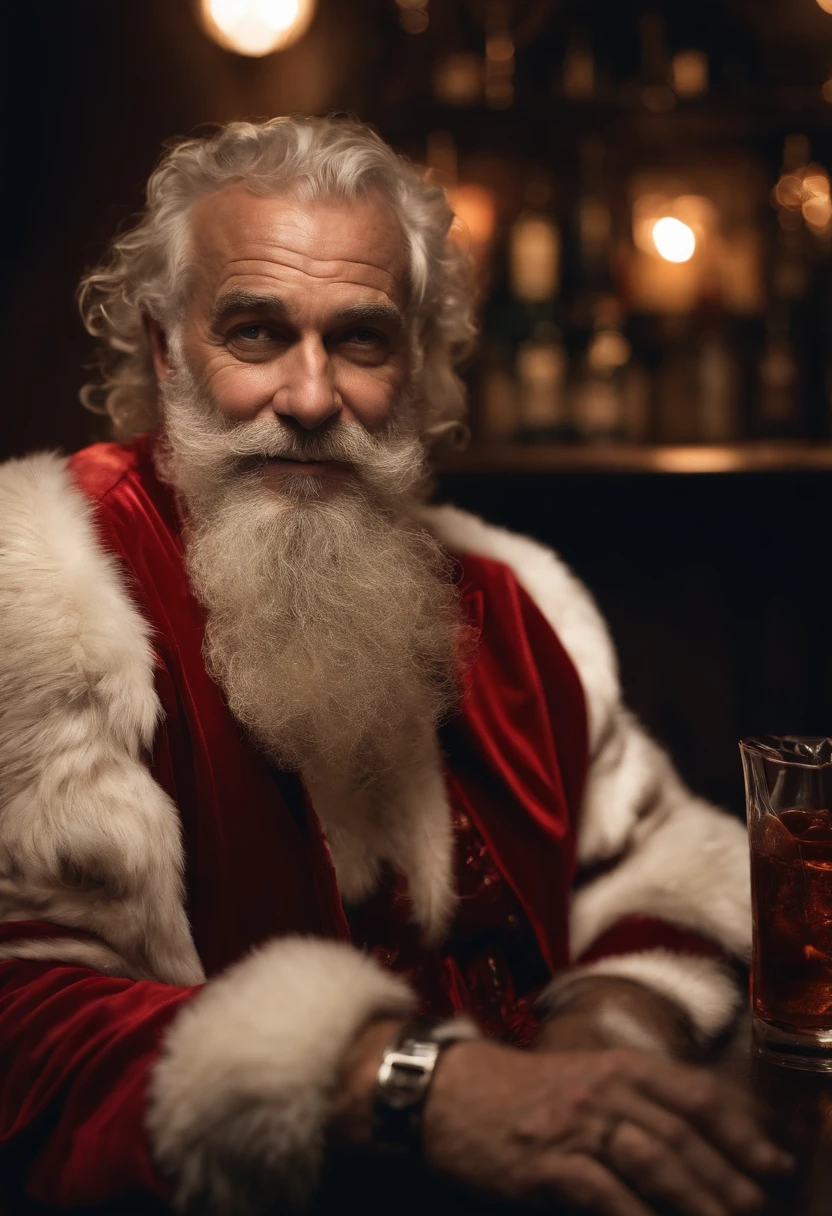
[348,328,382,345]
[233,325,269,342]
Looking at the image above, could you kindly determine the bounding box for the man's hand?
[422,1038,791,1216]
[535,975,701,1059]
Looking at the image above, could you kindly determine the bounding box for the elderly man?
[0,117,786,1216]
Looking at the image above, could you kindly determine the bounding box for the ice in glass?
[741,736,832,1070]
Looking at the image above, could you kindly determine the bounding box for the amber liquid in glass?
[751,808,832,1029]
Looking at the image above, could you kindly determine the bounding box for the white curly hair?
[78,114,476,454]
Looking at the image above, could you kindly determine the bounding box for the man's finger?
[608,1084,767,1214]
[544,1153,655,1216]
[604,1117,757,1216]
[631,1062,792,1177]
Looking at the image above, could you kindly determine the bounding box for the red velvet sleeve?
[0,956,200,1213]
[576,915,728,966]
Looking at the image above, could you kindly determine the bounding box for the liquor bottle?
[506,180,569,441]
[757,324,800,438]
[756,212,806,438]
[572,297,630,443]
[574,137,612,306]
[515,323,569,440]
[697,330,741,442]
[568,141,625,442]
[656,318,699,443]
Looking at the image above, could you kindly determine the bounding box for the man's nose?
[271,338,340,430]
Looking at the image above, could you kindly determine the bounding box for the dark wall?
[437,469,832,816]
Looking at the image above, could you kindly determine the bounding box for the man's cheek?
[205,365,278,421]
[337,371,401,433]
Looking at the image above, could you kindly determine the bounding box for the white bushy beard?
[158,363,465,792]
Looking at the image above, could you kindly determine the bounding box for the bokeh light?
[652,217,696,263]
[197,0,316,56]
[397,0,428,34]
[672,50,708,98]
[771,160,832,235]
[447,184,497,251]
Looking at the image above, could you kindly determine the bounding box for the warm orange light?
[510,216,561,301]
[197,0,316,56]
[771,161,832,233]
[652,217,696,262]
[804,194,832,230]
[447,184,497,250]
[816,0,832,13]
[672,50,708,97]
[633,194,712,258]
[775,174,805,210]
[434,53,482,106]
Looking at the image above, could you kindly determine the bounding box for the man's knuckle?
[631,1139,664,1172]
[614,1124,663,1171]
[689,1077,721,1115]
[661,1114,690,1151]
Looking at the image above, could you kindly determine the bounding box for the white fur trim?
[576,709,677,865]
[148,937,415,1215]
[421,503,751,976]
[419,504,619,752]
[570,799,751,963]
[0,936,145,979]
[306,730,456,944]
[0,453,203,985]
[542,949,742,1042]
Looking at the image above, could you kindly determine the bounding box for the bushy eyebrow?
[211,290,284,330]
[210,290,404,334]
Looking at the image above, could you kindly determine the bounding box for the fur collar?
[0,457,619,972]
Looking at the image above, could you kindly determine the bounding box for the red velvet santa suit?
[0,438,749,1213]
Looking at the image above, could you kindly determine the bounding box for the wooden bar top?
[440,442,832,476]
[716,1018,832,1216]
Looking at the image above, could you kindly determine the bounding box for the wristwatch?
[372,1017,478,1153]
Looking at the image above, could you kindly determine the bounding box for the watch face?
[374,1029,444,1149]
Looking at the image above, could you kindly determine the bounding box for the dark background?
[3,0,832,815]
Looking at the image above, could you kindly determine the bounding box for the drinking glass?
[741,735,832,1071]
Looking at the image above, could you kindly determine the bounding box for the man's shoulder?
[0,436,169,584]
[0,445,159,748]
[68,438,142,502]
[0,443,154,621]
[419,503,621,749]
[68,434,157,505]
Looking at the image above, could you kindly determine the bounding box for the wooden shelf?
[439,442,832,476]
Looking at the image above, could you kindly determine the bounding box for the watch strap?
[372,1016,477,1153]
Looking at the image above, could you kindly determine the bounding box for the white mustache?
[160,364,428,504]
[226,422,381,470]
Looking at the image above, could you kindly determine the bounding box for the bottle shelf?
[440,441,832,476]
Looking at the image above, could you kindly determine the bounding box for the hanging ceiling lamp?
[197,0,317,57]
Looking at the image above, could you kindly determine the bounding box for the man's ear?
[144,314,171,383]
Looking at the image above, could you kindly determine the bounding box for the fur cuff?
[147,937,415,1215]
[540,949,742,1046]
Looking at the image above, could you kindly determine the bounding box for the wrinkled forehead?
[182,184,412,314]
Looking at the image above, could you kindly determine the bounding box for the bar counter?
[716,1018,832,1216]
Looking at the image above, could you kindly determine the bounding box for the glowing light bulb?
[816,0,832,13]
[198,0,316,57]
[652,216,696,263]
